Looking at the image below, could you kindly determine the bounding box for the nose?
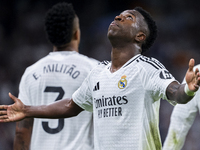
[115,15,123,21]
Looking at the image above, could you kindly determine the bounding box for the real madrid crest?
[118,75,127,89]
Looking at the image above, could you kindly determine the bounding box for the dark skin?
[13,16,82,150]
[14,118,33,150]
[0,9,200,123]
[107,10,200,103]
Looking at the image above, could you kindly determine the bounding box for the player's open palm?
[185,59,200,92]
[0,93,26,122]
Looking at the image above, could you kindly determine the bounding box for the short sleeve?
[139,58,177,105]
[18,69,31,105]
[72,75,93,112]
[152,68,178,105]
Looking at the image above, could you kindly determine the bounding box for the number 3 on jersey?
[42,86,65,134]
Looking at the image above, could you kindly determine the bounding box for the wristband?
[184,84,196,96]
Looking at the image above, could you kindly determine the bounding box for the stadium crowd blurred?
[1,0,200,149]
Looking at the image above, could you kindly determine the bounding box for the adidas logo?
[93,82,100,91]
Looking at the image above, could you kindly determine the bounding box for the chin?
[107,31,116,40]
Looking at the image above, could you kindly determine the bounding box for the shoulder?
[25,55,49,72]
[97,60,110,68]
[73,53,99,67]
[136,55,174,80]
[98,60,110,66]
[89,60,110,74]
[136,55,166,70]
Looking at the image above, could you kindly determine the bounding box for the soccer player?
[163,64,200,150]
[12,2,98,150]
[0,7,200,150]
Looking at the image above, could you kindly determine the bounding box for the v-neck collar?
[107,54,141,74]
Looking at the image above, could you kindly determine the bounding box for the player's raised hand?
[0,93,26,122]
[185,58,200,92]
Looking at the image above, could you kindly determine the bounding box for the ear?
[72,30,78,40]
[135,32,146,42]
[73,29,81,41]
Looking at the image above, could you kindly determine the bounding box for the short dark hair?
[45,2,76,46]
[134,7,157,54]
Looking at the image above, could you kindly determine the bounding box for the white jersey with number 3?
[18,51,98,150]
[73,54,176,150]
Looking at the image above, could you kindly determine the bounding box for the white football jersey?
[163,64,200,150]
[18,51,98,150]
[73,54,176,150]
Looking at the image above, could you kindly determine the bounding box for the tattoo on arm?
[17,118,34,129]
[19,141,29,150]
[166,82,180,100]
[167,81,192,104]
[14,118,34,150]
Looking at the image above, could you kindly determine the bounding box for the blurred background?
[1,0,200,149]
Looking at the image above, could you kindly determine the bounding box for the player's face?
[107,10,143,42]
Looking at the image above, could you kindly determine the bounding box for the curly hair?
[45,2,76,46]
[134,7,158,54]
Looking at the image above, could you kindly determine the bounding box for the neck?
[53,41,79,52]
[110,44,141,73]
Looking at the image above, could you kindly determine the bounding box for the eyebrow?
[127,11,136,17]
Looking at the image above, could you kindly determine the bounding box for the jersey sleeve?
[18,69,32,105]
[140,57,177,105]
[152,68,177,105]
[72,73,93,112]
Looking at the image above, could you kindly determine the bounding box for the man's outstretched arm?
[0,93,83,122]
[166,58,200,104]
